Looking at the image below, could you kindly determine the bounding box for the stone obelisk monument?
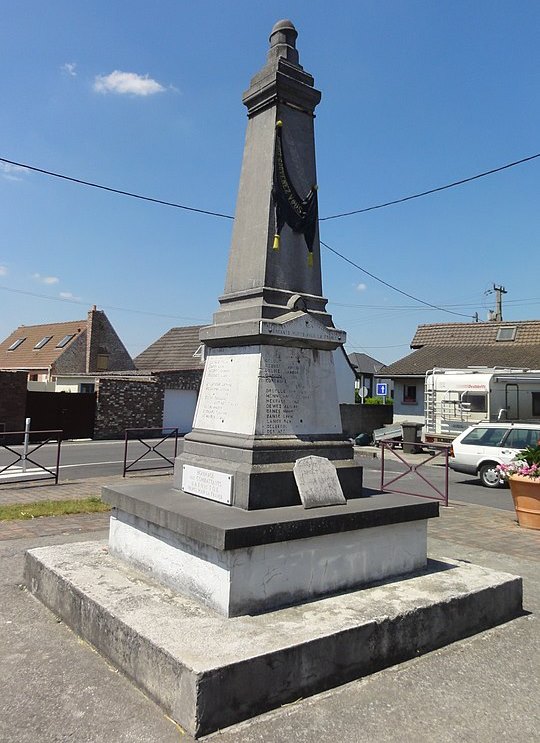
[25,21,522,739]
[176,19,363,509]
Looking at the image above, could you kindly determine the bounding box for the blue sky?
[1,1,539,364]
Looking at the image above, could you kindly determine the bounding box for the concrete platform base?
[25,541,522,738]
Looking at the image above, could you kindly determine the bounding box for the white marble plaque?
[256,345,342,436]
[182,465,233,505]
[193,347,260,435]
[293,456,346,509]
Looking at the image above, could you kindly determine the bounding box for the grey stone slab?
[25,540,523,738]
[294,456,346,508]
[102,482,438,550]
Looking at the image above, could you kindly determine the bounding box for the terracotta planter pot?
[509,475,540,530]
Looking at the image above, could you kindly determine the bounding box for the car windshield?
[461,427,507,447]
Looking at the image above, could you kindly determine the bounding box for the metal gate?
[26,391,96,440]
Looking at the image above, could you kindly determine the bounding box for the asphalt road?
[0,438,179,481]
[0,439,516,511]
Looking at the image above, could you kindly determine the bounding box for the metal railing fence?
[123,427,179,476]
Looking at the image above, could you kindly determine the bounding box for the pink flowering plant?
[497,443,540,481]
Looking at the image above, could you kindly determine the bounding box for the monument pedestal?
[25,540,523,738]
[176,314,364,510]
[102,482,436,616]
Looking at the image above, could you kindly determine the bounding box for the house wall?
[392,378,425,424]
[27,381,56,392]
[94,378,164,440]
[86,309,135,372]
[339,403,393,438]
[52,332,88,376]
[0,371,27,432]
[333,349,355,404]
[54,376,97,393]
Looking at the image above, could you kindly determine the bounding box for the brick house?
[379,320,540,424]
[0,306,134,392]
[133,325,205,434]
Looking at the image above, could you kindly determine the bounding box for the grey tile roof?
[382,320,540,376]
[134,326,205,371]
[348,352,384,375]
[411,320,540,348]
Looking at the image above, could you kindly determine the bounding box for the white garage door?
[163,389,198,433]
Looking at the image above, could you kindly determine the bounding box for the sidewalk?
[0,470,170,505]
[1,475,539,741]
[0,472,170,540]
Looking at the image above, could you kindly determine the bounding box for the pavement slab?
[0,481,539,742]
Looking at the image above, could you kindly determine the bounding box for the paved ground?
[1,473,539,741]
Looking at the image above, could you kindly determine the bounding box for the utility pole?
[493,284,507,322]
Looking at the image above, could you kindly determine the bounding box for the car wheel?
[478,462,504,488]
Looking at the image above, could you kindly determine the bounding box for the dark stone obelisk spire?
[202,19,332,346]
[175,21,363,510]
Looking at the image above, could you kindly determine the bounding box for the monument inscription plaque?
[293,456,347,508]
[193,347,259,434]
[182,465,233,505]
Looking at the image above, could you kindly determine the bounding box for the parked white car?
[449,422,540,488]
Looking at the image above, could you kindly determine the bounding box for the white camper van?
[424,367,540,443]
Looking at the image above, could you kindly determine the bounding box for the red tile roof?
[0,321,85,370]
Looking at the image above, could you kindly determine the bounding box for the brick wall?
[86,309,135,373]
[0,371,28,433]
[51,331,87,375]
[94,378,163,439]
[154,369,203,391]
[339,403,393,438]
[92,370,202,439]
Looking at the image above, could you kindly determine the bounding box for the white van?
[449,422,540,487]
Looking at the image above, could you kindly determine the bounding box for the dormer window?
[34,336,53,349]
[7,338,25,351]
[496,326,516,342]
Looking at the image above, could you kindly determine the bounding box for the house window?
[80,383,95,394]
[533,392,540,417]
[403,385,417,404]
[96,353,109,371]
[7,338,25,351]
[34,336,52,349]
[28,373,38,382]
[56,334,75,348]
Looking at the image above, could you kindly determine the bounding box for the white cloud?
[356,283,367,292]
[33,273,59,285]
[0,162,29,181]
[61,62,77,77]
[59,291,81,300]
[93,70,165,96]
[0,265,7,276]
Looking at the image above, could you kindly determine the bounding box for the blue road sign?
[376,383,388,396]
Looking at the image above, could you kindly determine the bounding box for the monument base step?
[25,541,522,738]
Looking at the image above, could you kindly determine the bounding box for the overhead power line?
[320,240,474,319]
[3,151,536,320]
[2,150,539,223]
[0,285,208,323]
[0,158,235,221]
[319,152,540,221]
